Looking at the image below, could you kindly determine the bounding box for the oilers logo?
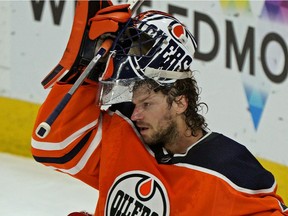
[169,21,187,44]
[105,171,170,216]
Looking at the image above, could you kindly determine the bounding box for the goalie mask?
[99,10,197,105]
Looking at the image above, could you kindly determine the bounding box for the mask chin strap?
[144,67,193,81]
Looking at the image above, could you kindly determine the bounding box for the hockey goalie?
[31,0,288,215]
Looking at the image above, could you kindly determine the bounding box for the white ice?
[0,153,99,216]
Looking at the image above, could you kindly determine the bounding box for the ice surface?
[0,153,99,216]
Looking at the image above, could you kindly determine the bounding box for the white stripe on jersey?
[31,119,99,151]
[57,116,103,175]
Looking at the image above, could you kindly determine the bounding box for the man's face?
[131,85,179,146]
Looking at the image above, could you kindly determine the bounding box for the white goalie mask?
[98,10,197,105]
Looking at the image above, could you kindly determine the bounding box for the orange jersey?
[32,82,288,215]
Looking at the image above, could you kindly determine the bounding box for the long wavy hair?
[133,77,208,136]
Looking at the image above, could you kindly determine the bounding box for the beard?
[143,114,179,149]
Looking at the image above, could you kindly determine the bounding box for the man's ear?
[173,95,188,114]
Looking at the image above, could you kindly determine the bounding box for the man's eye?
[143,102,151,108]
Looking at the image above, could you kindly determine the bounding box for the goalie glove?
[41,0,132,88]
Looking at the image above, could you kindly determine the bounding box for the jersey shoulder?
[173,132,275,190]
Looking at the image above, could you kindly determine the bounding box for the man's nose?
[131,107,143,121]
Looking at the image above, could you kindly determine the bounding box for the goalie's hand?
[65,4,133,84]
[41,1,132,88]
[81,4,132,83]
[88,4,132,41]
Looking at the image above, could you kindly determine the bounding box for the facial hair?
[143,113,179,149]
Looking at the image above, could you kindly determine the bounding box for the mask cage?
[112,19,167,58]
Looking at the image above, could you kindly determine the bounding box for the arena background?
[0,0,287,211]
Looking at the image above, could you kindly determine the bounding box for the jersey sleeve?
[31,82,103,188]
